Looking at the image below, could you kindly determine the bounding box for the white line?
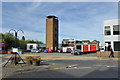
[79,67,91,69]
[93,65,118,68]
[66,67,91,69]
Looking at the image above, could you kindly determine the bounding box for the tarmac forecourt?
[2,62,67,78]
[1,53,118,78]
[3,53,118,61]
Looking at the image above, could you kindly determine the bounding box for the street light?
[9,29,24,48]
[3,29,26,67]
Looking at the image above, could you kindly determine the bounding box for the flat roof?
[46,15,58,19]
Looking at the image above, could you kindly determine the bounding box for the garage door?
[83,45,88,52]
[90,45,96,51]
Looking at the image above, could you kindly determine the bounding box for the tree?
[22,36,25,40]
[2,33,16,50]
[19,40,27,50]
[1,33,43,51]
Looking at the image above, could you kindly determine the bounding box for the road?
[7,60,118,78]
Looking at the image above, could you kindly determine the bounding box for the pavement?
[0,52,119,78]
[6,60,118,78]
[2,60,66,78]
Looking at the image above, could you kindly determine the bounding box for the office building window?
[105,42,111,51]
[113,25,119,35]
[71,42,74,44]
[104,26,111,35]
[68,42,70,44]
[114,41,120,51]
[63,41,66,44]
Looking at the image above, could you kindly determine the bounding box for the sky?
[2,2,118,43]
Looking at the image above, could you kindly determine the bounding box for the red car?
[46,48,53,53]
[48,50,53,53]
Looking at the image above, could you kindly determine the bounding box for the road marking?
[93,65,118,68]
[66,67,91,69]
[66,64,78,68]
[78,67,91,69]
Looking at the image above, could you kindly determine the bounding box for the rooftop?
[46,15,58,19]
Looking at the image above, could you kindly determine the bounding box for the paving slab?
[2,61,66,78]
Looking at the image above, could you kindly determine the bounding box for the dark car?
[58,49,62,53]
[71,49,81,55]
[66,48,72,53]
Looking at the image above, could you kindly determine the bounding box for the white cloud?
[27,2,42,11]
[2,2,118,43]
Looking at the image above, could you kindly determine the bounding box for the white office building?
[104,19,120,52]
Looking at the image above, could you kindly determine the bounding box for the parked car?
[66,48,72,53]
[71,49,81,55]
[44,49,48,53]
[58,49,62,53]
[100,48,104,52]
[49,50,53,53]
[31,49,40,53]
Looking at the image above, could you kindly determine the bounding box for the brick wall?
[97,51,120,58]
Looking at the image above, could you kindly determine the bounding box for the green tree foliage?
[19,40,27,50]
[2,33,16,50]
[25,40,43,44]
[22,36,25,40]
[1,33,43,50]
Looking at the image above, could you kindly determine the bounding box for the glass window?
[71,42,74,44]
[113,25,119,35]
[55,41,57,44]
[104,26,111,35]
[68,42,70,44]
[55,34,57,38]
[105,42,111,51]
[114,41,120,51]
[63,41,66,44]
[55,28,57,31]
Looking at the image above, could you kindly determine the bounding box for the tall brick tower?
[46,15,58,52]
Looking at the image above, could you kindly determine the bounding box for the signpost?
[1,42,5,47]
[12,48,18,53]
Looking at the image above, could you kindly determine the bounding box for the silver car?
[71,49,81,55]
[31,49,40,53]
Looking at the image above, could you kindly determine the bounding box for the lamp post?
[3,29,26,67]
[9,29,24,65]
[9,29,24,48]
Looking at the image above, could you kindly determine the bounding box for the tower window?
[55,27,57,31]
[55,41,57,44]
[55,34,57,38]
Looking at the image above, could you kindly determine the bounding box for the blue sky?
[2,2,118,43]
